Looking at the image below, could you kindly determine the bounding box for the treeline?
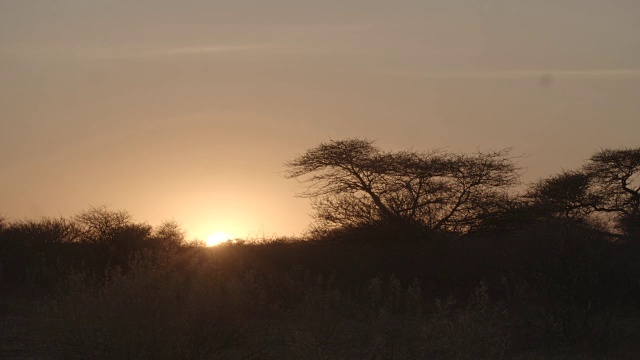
[286,139,639,239]
[280,140,640,355]
[1,141,639,358]
[0,206,186,295]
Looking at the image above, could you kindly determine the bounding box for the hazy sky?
[1,0,639,239]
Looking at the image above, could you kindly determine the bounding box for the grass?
[29,247,510,359]
[1,238,638,359]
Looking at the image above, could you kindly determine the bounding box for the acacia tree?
[152,220,186,251]
[1,217,80,245]
[587,148,640,234]
[527,170,597,222]
[528,147,640,235]
[285,139,520,233]
[75,205,133,244]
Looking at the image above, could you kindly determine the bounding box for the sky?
[1,0,639,240]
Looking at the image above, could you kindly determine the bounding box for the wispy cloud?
[89,44,280,60]
[3,43,280,61]
[390,68,640,80]
[155,44,279,56]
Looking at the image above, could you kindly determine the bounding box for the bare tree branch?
[285,139,520,234]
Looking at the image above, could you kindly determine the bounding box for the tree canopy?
[286,139,520,234]
[529,147,640,235]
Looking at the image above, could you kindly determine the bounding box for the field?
[2,225,640,359]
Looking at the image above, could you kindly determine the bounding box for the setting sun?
[206,231,233,246]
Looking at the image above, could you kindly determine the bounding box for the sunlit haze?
[1,0,639,239]
[206,231,233,247]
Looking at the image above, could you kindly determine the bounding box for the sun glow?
[206,231,233,246]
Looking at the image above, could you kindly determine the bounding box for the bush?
[46,253,271,359]
[42,250,512,359]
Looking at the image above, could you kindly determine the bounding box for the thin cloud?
[92,44,280,60]
[156,44,279,56]
[391,68,640,80]
[3,43,280,61]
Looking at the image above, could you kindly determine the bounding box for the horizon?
[2,0,639,240]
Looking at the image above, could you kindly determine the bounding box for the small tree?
[285,139,520,234]
[527,170,597,222]
[529,147,640,236]
[152,221,186,251]
[74,206,156,267]
[587,148,640,234]
[75,205,133,243]
[0,217,82,290]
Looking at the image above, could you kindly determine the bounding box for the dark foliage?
[0,207,185,295]
[1,145,640,358]
[286,138,520,234]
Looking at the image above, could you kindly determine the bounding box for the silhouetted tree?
[151,220,186,251]
[0,209,188,293]
[528,170,596,222]
[529,147,640,236]
[587,148,640,234]
[1,217,81,245]
[75,205,133,243]
[73,206,160,270]
[0,217,82,292]
[286,139,520,234]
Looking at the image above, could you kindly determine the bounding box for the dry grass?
[35,250,511,359]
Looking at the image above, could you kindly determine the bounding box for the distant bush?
[0,208,189,295]
[47,253,271,359]
[1,164,638,359]
[41,249,511,359]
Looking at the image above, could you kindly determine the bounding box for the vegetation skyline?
[1,142,639,358]
[2,1,639,239]
[2,1,639,358]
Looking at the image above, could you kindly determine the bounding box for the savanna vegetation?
[1,139,639,359]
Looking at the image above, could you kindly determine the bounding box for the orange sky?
[1,0,639,240]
